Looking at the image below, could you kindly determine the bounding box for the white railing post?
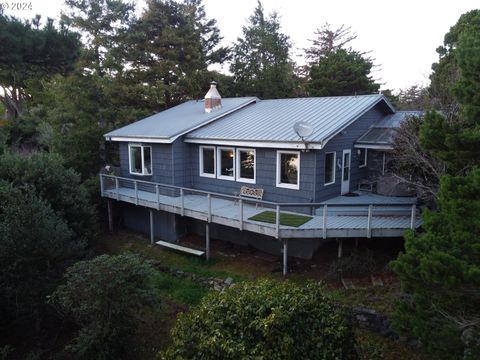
[322,204,328,239]
[100,175,104,197]
[115,177,119,200]
[156,184,160,210]
[410,204,416,230]
[367,205,373,238]
[239,199,243,230]
[181,188,185,216]
[207,194,211,223]
[275,205,280,239]
[134,180,138,205]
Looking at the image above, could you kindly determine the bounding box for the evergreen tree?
[230,1,295,99]
[126,0,228,108]
[420,13,480,174]
[392,169,480,359]
[0,14,80,118]
[392,11,480,359]
[307,49,379,97]
[62,0,136,75]
[304,23,357,64]
[429,10,480,113]
[304,24,379,97]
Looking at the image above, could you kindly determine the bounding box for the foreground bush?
[51,254,160,359]
[162,279,357,360]
[0,182,84,328]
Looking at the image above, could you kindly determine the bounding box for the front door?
[341,149,351,195]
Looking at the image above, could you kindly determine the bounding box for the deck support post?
[149,209,154,245]
[205,222,210,261]
[337,239,343,258]
[282,238,288,276]
[107,199,113,233]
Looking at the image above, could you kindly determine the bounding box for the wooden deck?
[100,175,421,240]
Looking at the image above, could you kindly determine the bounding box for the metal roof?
[356,111,423,147]
[185,95,394,149]
[104,97,257,143]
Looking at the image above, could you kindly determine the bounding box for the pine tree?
[307,49,379,96]
[392,11,480,359]
[304,24,379,97]
[230,1,295,99]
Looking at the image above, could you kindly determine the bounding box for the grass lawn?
[249,210,312,227]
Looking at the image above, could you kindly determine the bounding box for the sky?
[4,0,479,91]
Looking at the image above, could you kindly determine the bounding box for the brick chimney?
[204,81,222,113]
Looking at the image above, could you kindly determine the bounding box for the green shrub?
[161,279,358,360]
[0,182,83,326]
[0,152,96,245]
[51,254,160,360]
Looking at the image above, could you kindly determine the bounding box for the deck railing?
[100,174,418,239]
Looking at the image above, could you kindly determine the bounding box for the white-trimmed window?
[324,152,336,185]
[236,148,256,183]
[358,148,367,168]
[199,146,216,178]
[217,147,235,180]
[276,151,300,190]
[129,144,152,176]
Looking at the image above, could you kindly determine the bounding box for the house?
[101,82,421,273]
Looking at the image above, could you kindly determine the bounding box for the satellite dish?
[293,121,313,138]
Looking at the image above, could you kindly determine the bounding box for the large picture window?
[276,151,300,190]
[217,147,235,180]
[236,148,255,183]
[199,146,216,178]
[324,152,336,185]
[129,144,152,175]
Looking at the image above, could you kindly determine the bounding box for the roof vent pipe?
[204,81,222,113]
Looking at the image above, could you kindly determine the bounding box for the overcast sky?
[5,0,479,91]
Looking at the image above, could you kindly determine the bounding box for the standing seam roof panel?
[186,95,392,144]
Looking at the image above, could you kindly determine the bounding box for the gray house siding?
[314,104,388,202]
[119,141,175,185]
[189,146,316,204]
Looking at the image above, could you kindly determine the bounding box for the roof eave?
[184,138,323,150]
[321,95,395,148]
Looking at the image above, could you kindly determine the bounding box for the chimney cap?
[205,80,221,100]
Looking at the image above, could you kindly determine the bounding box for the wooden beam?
[338,239,343,258]
[282,238,288,276]
[206,222,210,260]
[149,209,154,245]
[107,199,113,233]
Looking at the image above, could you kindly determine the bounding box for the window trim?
[216,146,235,181]
[128,143,152,176]
[324,151,336,186]
[235,148,256,184]
[359,148,367,168]
[199,145,216,178]
[276,150,300,190]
